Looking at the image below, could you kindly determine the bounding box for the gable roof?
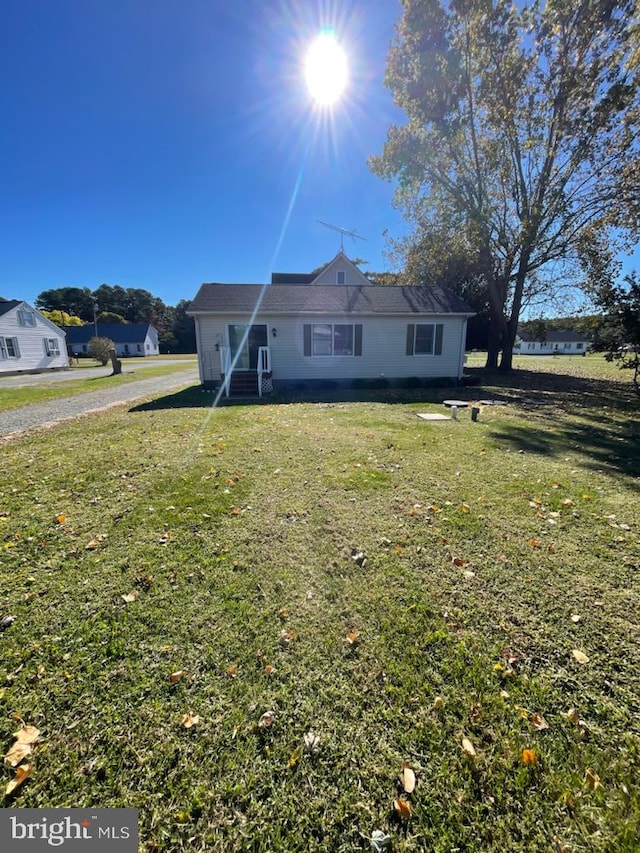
[187,283,474,316]
[0,300,22,318]
[63,323,156,344]
[0,300,67,336]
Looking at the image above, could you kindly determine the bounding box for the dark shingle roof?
[270,272,317,284]
[187,283,474,316]
[0,300,22,317]
[518,329,590,343]
[63,323,155,344]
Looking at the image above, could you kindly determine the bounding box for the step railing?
[220,346,231,397]
[257,346,271,398]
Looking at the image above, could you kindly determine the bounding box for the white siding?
[0,304,69,374]
[311,255,370,286]
[195,313,467,383]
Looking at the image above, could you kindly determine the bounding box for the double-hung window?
[406,323,443,356]
[44,338,61,356]
[0,336,20,359]
[17,308,36,327]
[304,324,363,357]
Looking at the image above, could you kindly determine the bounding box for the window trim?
[44,337,61,357]
[17,308,36,327]
[406,323,443,356]
[0,336,21,359]
[336,270,346,284]
[304,323,363,357]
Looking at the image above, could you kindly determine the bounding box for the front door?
[228,324,268,370]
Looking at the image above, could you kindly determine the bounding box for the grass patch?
[0,361,197,412]
[0,356,639,851]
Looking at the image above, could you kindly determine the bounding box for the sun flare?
[304,30,348,106]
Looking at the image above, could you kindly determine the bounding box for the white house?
[515,329,590,355]
[187,251,474,396]
[63,323,160,358]
[0,300,69,375]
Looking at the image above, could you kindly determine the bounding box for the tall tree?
[371,0,640,369]
[587,271,640,393]
[36,287,95,321]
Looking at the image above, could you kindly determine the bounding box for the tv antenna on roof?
[317,220,366,252]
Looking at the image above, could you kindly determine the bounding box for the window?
[0,336,20,359]
[527,343,536,351]
[336,270,346,284]
[564,342,571,349]
[576,342,583,350]
[304,324,362,356]
[44,338,60,356]
[17,308,36,327]
[406,323,443,356]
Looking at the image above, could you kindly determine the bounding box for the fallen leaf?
[452,556,466,566]
[303,731,320,754]
[463,570,476,580]
[433,695,445,710]
[264,664,276,676]
[584,767,601,790]
[288,745,303,769]
[279,629,298,646]
[13,726,40,745]
[5,763,32,795]
[400,762,416,793]
[181,712,200,729]
[370,830,392,852]
[4,742,31,767]
[121,591,138,603]
[393,798,412,820]
[529,713,549,731]
[258,710,276,729]
[522,748,538,766]
[344,631,361,646]
[55,514,66,524]
[169,670,185,684]
[461,737,476,758]
[528,539,542,548]
[572,649,590,664]
[85,534,106,550]
[461,503,470,513]
[278,607,289,621]
[226,665,238,678]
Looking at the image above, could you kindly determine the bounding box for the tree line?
[35,284,195,353]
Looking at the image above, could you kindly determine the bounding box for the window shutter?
[13,338,21,358]
[354,324,362,356]
[406,324,415,356]
[435,324,443,355]
[303,324,311,357]
[44,338,49,356]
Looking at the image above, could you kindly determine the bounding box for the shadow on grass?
[487,406,640,481]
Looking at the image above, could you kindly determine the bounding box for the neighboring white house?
[186,251,475,396]
[515,329,591,355]
[63,323,160,358]
[0,300,69,375]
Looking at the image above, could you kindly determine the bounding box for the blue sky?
[0,0,407,308]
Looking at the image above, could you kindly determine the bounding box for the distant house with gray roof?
[186,251,474,395]
[63,323,159,358]
[515,328,590,356]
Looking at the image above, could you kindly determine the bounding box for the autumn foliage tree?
[371,0,640,369]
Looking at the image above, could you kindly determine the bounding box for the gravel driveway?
[0,368,200,440]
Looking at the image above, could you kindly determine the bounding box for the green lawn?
[1,356,638,851]
[0,359,197,413]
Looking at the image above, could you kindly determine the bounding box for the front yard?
[1,356,638,851]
